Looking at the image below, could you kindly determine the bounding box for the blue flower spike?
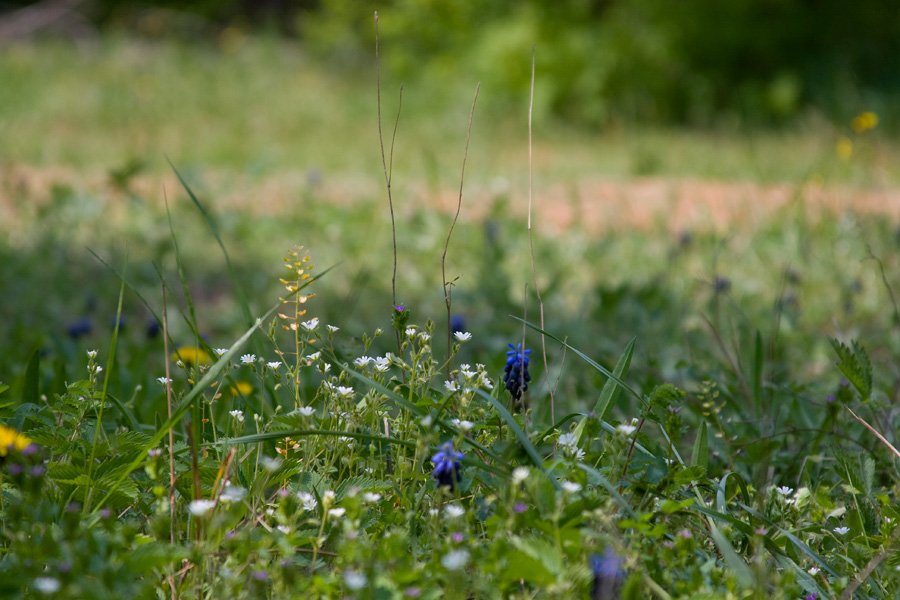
[589,546,623,600]
[504,343,531,401]
[431,441,464,490]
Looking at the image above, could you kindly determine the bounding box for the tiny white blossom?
[307,351,321,361]
[441,549,470,571]
[320,363,331,373]
[478,372,494,390]
[444,504,465,518]
[277,525,291,534]
[775,486,794,496]
[374,357,391,372]
[157,377,172,384]
[375,328,383,335]
[188,499,217,516]
[221,484,248,502]
[561,481,582,494]
[453,331,472,341]
[445,381,459,393]
[214,348,229,356]
[297,492,317,512]
[267,362,281,369]
[344,571,368,590]
[301,318,319,331]
[405,327,417,337]
[571,447,586,461]
[558,433,578,448]
[90,365,103,374]
[428,508,439,516]
[418,332,431,342]
[512,466,530,484]
[33,577,61,594]
[327,324,339,332]
[323,490,336,503]
[808,567,821,575]
[363,492,382,503]
[240,354,256,364]
[354,356,373,367]
[833,526,850,535]
[260,456,282,471]
[421,415,433,428]
[336,386,355,398]
[452,419,475,432]
[461,368,477,381]
[86,350,98,359]
[229,410,244,423]
[298,406,316,416]
[616,424,637,436]
[328,507,346,518]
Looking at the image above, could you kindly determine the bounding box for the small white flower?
[157,377,172,384]
[561,481,582,494]
[33,577,61,594]
[354,356,373,367]
[298,406,315,416]
[428,508,439,516]
[461,368,477,381]
[478,373,494,390]
[188,499,217,516]
[441,549,470,571]
[320,363,331,373]
[444,504,465,518]
[323,490,336,504]
[445,381,459,393]
[90,365,103,374]
[375,328,383,335]
[363,492,382,503]
[301,318,319,331]
[558,433,578,448]
[241,354,256,364]
[260,456,282,471]
[418,332,431,342]
[421,415,433,428]
[454,331,472,341]
[775,486,794,496]
[808,567,821,575]
[277,525,291,534]
[338,436,353,444]
[267,361,281,369]
[512,466,530,484]
[229,410,244,423]
[405,327,417,337]
[344,571,368,590]
[86,350,98,359]
[328,508,346,518]
[335,386,355,398]
[221,484,248,502]
[297,492,317,512]
[307,351,321,361]
[374,357,391,372]
[452,419,474,432]
[327,324,339,332]
[616,424,637,436]
[571,447,586,461]
[833,526,850,535]
[214,348,229,356]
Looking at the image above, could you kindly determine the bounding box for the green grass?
[2,34,900,600]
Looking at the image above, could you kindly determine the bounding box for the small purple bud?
[30,465,46,477]
[278,488,290,498]
[395,305,405,312]
[252,570,268,581]
[21,443,39,456]
[826,394,835,403]
[451,532,464,543]
[405,587,421,598]
[100,508,112,519]
[514,502,527,514]
[8,463,24,475]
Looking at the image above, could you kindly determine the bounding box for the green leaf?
[829,338,872,400]
[593,338,634,420]
[691,422,708,471]
[475,389,545,478]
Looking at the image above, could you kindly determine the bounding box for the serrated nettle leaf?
[829,338,872,399]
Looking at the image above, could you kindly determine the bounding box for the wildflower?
[261,456,282,471]
[301,318,319,331]
[805,595,819,600]
[252,570,268,581]
[451,418,474,432]
[374,356,391,372]
[156,377,172,385]
[0,425,32,457]
[307,351,321,361]
[33,577,62,594]
[441,549,470,571]
[559,433,578,448]
[561,481,582,494]
[240,354,256,364]
[851,111,878,133]
[297,492,317,511]
[221,484,248,503]
[146,317,160,339]
[454,331,472,342]
[328,508,346,518]
[323,490,336,505]
[452,532,464,543]
[808,567,820,575]
[335,386,355,398]
[267,362,281,370]
[431,441,464,490]
[363,492,382,503]
[171,347,212,367]
[354,356,373,367]
[504,343,531,401]
[230,381,253,395]
[87,350,98,359]
[444,504,465,518]
[616,424,637,436]
[89,364,103,374]
[345,571,368,590]
[298,406,315,416]
[512,466,530,484]
[775,486,794,496]
[836,137,853,160]
[229,410,244,423]
[514,502,527,513]
[444,380,459,393]
[450,314,466,333]
[188,499,216,517]
[833,526,850,535]
[589,546,624,600]
[327,324,339,332]
[405,327,417,338]
[214,348,229,356]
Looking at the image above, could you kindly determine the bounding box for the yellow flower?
[0,424,32,457]
[170,347,211,367]
[230,381,253,395]
[851,111,878,133]
[836,137,853,160]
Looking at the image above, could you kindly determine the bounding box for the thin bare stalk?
[162,278,176,545]
[525,45,556,428]
[442,84,480,378]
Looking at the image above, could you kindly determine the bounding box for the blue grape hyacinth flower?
[589,546,623,600]
[504,343,531,401]
[431,441,464,490]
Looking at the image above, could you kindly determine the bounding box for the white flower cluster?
[445,363,494,394]
[558,432,586,461]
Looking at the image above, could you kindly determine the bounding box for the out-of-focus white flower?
[307,351,321,361]
[441,549,470,571]
[354,356,373,367]
[87,350,98,359]
[33,577,61,594]
[561,481,582,494]
[214,348,229,356]
[558,433,578,448]
[833,526,850,535]
[444,504,465,518]
[188,499,217,516]
[157,377,172,384]
[775,486,794,496]
[267,362,281,369]
[297,492,317,511]
[344,571,368,590]
[374,357,391,372]
[301,318,319,331]
[363,492,382,503]
[512,467,529,484]
[616,424,637,436]
[221,484,248,503]
[445,381,459,393]
[328,508,346,518]
[327,324,339,332]
[808,567,820,575]
[451,418,474,432]
[298,406,315,416]
[229,410,244,423]
[335,386,354,398]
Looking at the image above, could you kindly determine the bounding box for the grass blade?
[593,337,634,420]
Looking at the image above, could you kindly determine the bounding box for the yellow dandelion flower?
[851,111,878,133]
[230,381,253,395]
[836,137,853,160]
[170,347,211,367]
[0,424,32,457]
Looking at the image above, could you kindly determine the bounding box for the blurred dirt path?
[3,164,900,233]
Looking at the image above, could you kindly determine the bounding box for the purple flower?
[514,502,527,513]
[504,343,531,401]
[252,570,268,581]
[431,442,464,490]
[395,305,405,312]
[451,532,464,543]
[30,465,46,477]
[589,546,623,600]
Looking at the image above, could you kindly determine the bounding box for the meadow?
[1,34,900,599]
